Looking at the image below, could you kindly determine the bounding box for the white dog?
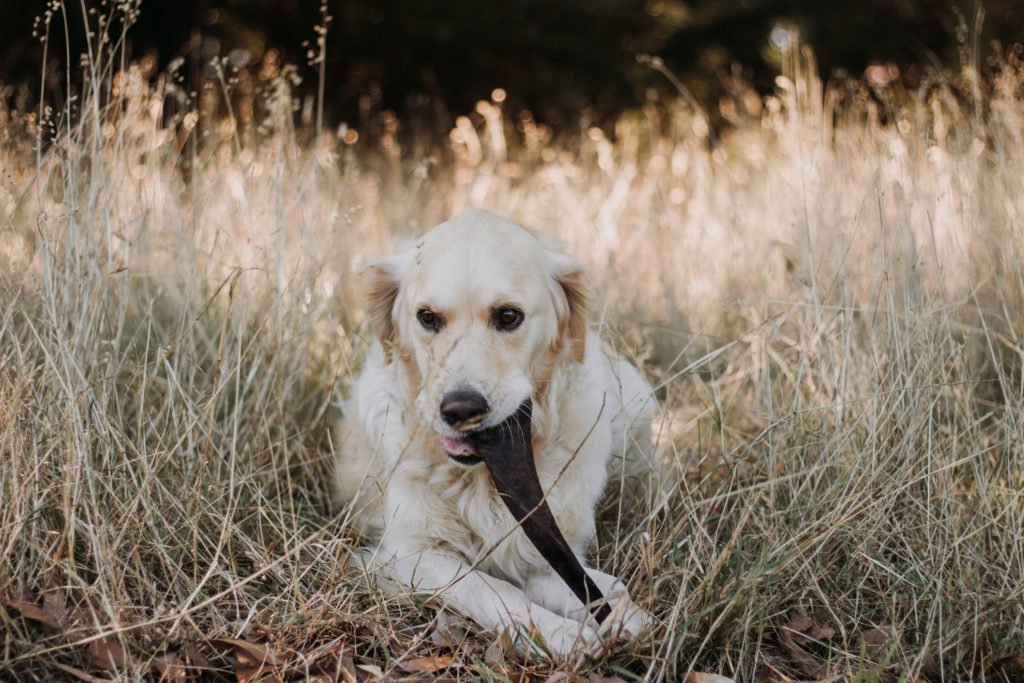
[334,210,659,657]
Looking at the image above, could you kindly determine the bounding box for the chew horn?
[468,400,612,624]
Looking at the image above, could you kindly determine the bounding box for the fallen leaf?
[88,635,135,671]
[236,662,279,683]
[356,663,385,680]
[914,645,941,680]
[5,600,63,631]
[43,589,69,629]
[150,653,188,682]
[810,623,836,640]
[208,637,283,667]
[485,627,517,669]
[586,674,629,682]
[183,644,215,671]
[686,674,736,683]
[398,655,455,674]
[544,673,571,683]
[334,652,357,683]
[860,627,892,659]
[431,611,469,647]
[779,614,825,678]
[788,613,814,632]
[789,613,836,641]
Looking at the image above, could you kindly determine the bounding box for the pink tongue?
[441,436,479,457]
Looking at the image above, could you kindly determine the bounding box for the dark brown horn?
[468,400,611,625]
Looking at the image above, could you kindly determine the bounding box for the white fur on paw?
[525,616,601,659]
[599,596,653,640]
[618,601,654,638]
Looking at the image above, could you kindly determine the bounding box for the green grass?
[1,21,1023,683]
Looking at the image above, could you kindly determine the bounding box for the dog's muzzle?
[439,389,490,464]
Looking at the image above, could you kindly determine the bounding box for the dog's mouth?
[440,435,483,466]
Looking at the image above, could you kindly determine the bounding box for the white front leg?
[374,546,601,658]
[524,565,653,639]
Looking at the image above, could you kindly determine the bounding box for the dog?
[333,210,659,657]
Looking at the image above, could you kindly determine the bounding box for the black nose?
[440,390,490,428]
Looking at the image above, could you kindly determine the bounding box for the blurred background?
[1,1,1021,133]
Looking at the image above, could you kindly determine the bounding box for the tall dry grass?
[1,15,1023,682]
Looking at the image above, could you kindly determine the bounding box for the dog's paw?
[517,615,601,660]
[546,618,602,658]
[585,579,654,641]
[601,596,653,639]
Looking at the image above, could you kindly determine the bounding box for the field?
[2,32,1023,683]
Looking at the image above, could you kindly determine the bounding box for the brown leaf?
[398,655,456,674]
[788,613,836,641]
[788,613,815,633]
[431,611,469,647]
[183,644,216,671]
[810,623,836,640]
[779,614,825,678]
[208,637,283,668]
[685,674,737,683]
[918,644,941,679]
[236,662,279,683]
[42,589,70,629]
[485,627,517,669]
[5,599,63,631]
[88,635,135,671]
[150,653,188,682]
[860,627,892,660]
[355,663,385,680]
[335,653,357,683]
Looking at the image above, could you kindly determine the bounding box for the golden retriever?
[334,210,658,657]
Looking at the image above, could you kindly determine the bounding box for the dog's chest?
[430,466,561,582]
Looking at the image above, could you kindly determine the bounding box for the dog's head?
[360,210,590,464]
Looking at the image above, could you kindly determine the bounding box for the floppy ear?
[359,254,405,362]
[547,249,591,364]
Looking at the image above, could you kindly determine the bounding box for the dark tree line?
[1,1,1021,130]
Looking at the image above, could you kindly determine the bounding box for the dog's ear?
[547,248,591,364]
[359,253,405,362]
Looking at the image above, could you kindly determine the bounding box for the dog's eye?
[493,307,524,331]
[417,308,442,331]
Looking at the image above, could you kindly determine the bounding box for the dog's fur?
[333,210,659,656]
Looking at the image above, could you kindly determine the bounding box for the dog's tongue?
[440,435,479,457]
[466,400,611,625]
